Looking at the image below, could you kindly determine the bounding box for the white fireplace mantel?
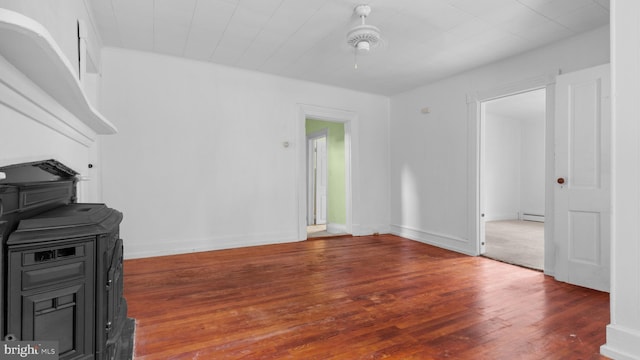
[0,8,117,136]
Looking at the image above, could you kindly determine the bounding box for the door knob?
[557,177,565,184]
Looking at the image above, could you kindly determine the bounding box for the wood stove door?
[22,284,89,358]
[7,239,95,360]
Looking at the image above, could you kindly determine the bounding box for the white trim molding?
[467,71,558,262]
[0,56,95,147]
[390,224,473,256]
[602,2,640,358]
[601,325,640,360]
[297,104,359,240]
[124,231,301,260]
[0,8,117,137]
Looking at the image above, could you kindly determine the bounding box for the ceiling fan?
[346,4,382,69]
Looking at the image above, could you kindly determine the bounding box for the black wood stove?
[0,160,134,360]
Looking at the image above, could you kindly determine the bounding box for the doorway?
[305,119,347,238]
[307,130,328,230]
[481,89,546,270]
[297,104,356,240]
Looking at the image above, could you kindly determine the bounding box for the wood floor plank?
[124,235,610,359]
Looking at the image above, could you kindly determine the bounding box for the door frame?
[307,129,328,226]
[480,88,547,256]
[297,104,357,240]
[468,72,557,275]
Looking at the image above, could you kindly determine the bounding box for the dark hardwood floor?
[124,234,610,359]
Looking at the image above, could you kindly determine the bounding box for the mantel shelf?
[0,8,117,135]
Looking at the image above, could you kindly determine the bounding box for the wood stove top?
[7,203,123,245]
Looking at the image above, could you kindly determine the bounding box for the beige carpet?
[483,220,544,270]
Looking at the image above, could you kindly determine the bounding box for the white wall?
[601,1,640,358]
[0,94,90,173]
[484,113,545,221]
[484,114,521,221]
[99,48,390,259]
[389,26,609,255]
[520,117,545,216]
[0,1,105,201]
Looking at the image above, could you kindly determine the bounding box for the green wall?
[306,119,346,225]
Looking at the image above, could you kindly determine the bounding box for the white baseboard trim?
[484,214,519,222]
[124,231,300,259]
[600,324,640,360]
[390,224,474,256]
[522,213,545,222]
[350,223,391,236]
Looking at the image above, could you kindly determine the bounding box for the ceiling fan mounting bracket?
[354,5,371,18]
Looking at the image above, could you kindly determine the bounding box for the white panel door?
[315,137,327,225]
[554,63,611,292]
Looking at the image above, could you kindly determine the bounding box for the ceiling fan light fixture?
[346,5,381,52]
[346,4,381,69]
[356,40,370,52]
[347,24,380,50]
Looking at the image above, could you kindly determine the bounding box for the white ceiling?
[88,0,609,96]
